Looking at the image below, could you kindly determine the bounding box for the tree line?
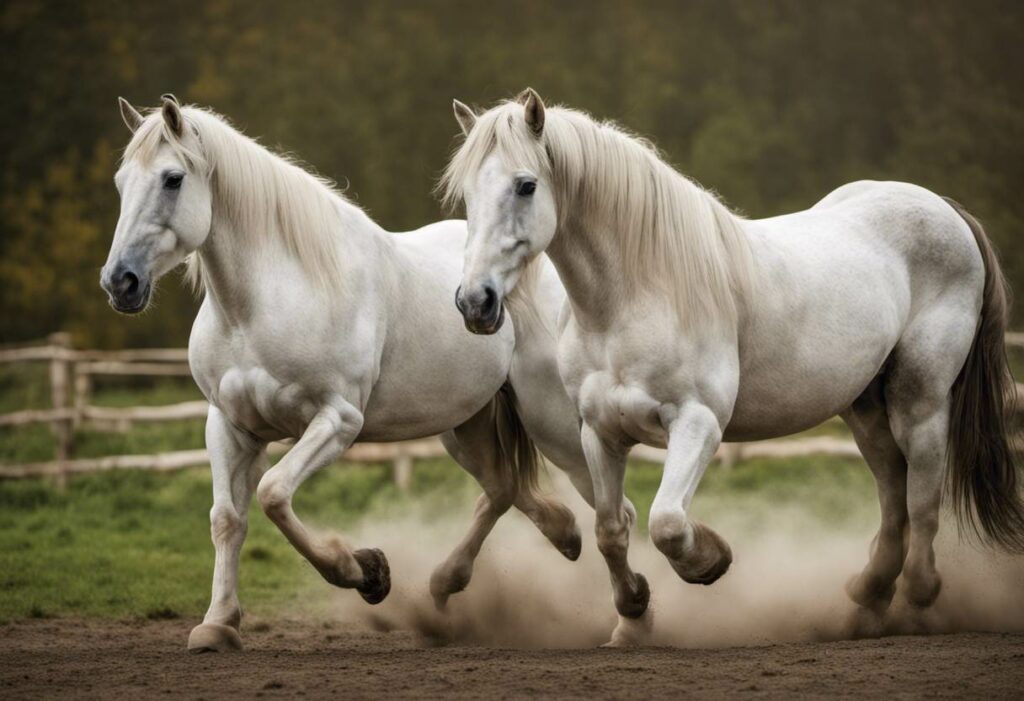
[2,0,1022,347]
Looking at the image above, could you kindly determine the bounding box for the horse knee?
[210,504,246,543]
[256,475,290,520]
[595,514,629,559]
[648,507,689,559]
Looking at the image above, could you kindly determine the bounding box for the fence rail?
[3,332,1024,485]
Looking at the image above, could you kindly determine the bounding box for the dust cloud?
[322,478,1024,649]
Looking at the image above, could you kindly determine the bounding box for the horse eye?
[516,180,536,197]
[164,173,184,190]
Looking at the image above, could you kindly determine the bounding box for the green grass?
[0,367,877,623]
[0,458,482,623]
[0,453,875,624]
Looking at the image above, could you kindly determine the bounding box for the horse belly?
[725,231,906,441]
[725,354,885,441]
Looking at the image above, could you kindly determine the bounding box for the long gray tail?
[943,196,1024,551]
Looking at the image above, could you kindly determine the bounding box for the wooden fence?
[2,332,1023,486]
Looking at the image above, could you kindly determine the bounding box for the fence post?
[48,332,74,489]
[392,450,413,492]
[73,365,91,430]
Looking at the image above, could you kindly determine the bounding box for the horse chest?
[204,365,322,442]
[577,372,668,447]
[563,338,676,447]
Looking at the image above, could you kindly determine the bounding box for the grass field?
[0,453,877,624]
[0,366,879,624]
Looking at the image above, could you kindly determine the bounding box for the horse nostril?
[118,270,140,297]
[481,284,498,317]
[454,285,465,314]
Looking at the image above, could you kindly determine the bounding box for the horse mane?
[122,106,354,295]
[440,99,753,328]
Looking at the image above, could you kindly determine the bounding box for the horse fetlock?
[666,521,732,585]
[595,518,629,558]
[648,509,690,559]
[903,567,942,608]
[613,572,651,619]
[536,500,582,560]
[845,571,896,611]
[429,558,473,609]
[187,622,243,653]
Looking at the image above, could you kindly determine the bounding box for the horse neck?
[545,209,633,330]
[198,192,387,325]
[546,182,752,333]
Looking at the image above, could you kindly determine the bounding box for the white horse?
[103,95,608,652]
[444,89,1024,645]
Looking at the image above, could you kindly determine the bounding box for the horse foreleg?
[649,403,731,589]
[581,423,651,646]
[188,407,267,653]
[255,403,391,605]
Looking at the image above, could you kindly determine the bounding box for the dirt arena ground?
[1,619,1022,700]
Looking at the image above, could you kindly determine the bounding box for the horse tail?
[492,381,542,496]
[943,196,1024,552]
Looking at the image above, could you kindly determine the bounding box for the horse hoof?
[673,523,732,585]
[845,605,885,640]
[615,573,650,619]
[354,548,391,605]
[604,609,653,647]
[429,562,471,611]
[559,530,583,561]
[187,623,243,653]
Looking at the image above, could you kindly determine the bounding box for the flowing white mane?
[123,106,354,294]
[441,100,754,328]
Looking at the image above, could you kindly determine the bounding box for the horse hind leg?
[430,402,581,609]
[884,308,978,609]
[841,378,909,616]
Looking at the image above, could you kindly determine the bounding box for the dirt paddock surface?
[1,620,1022,700]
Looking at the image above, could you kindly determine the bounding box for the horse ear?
[161,94,184,136]
[522,87,545,137]
[118,97,143,133]
[452,99,477,136]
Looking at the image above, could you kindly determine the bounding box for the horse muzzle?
[454,283,506,335]
[101,262,152,315]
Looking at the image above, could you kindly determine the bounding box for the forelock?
[439,100,548,211]
[121,110,208,174]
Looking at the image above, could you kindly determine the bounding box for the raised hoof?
[614,573,651,619]
[671,523,732,585]
[429,562,472,611]
[559,530,583,561]
[845,573,895,612]
[354,548,391,605]
[187,623,243,653]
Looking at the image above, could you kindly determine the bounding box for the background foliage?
[2,0,1023,347]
